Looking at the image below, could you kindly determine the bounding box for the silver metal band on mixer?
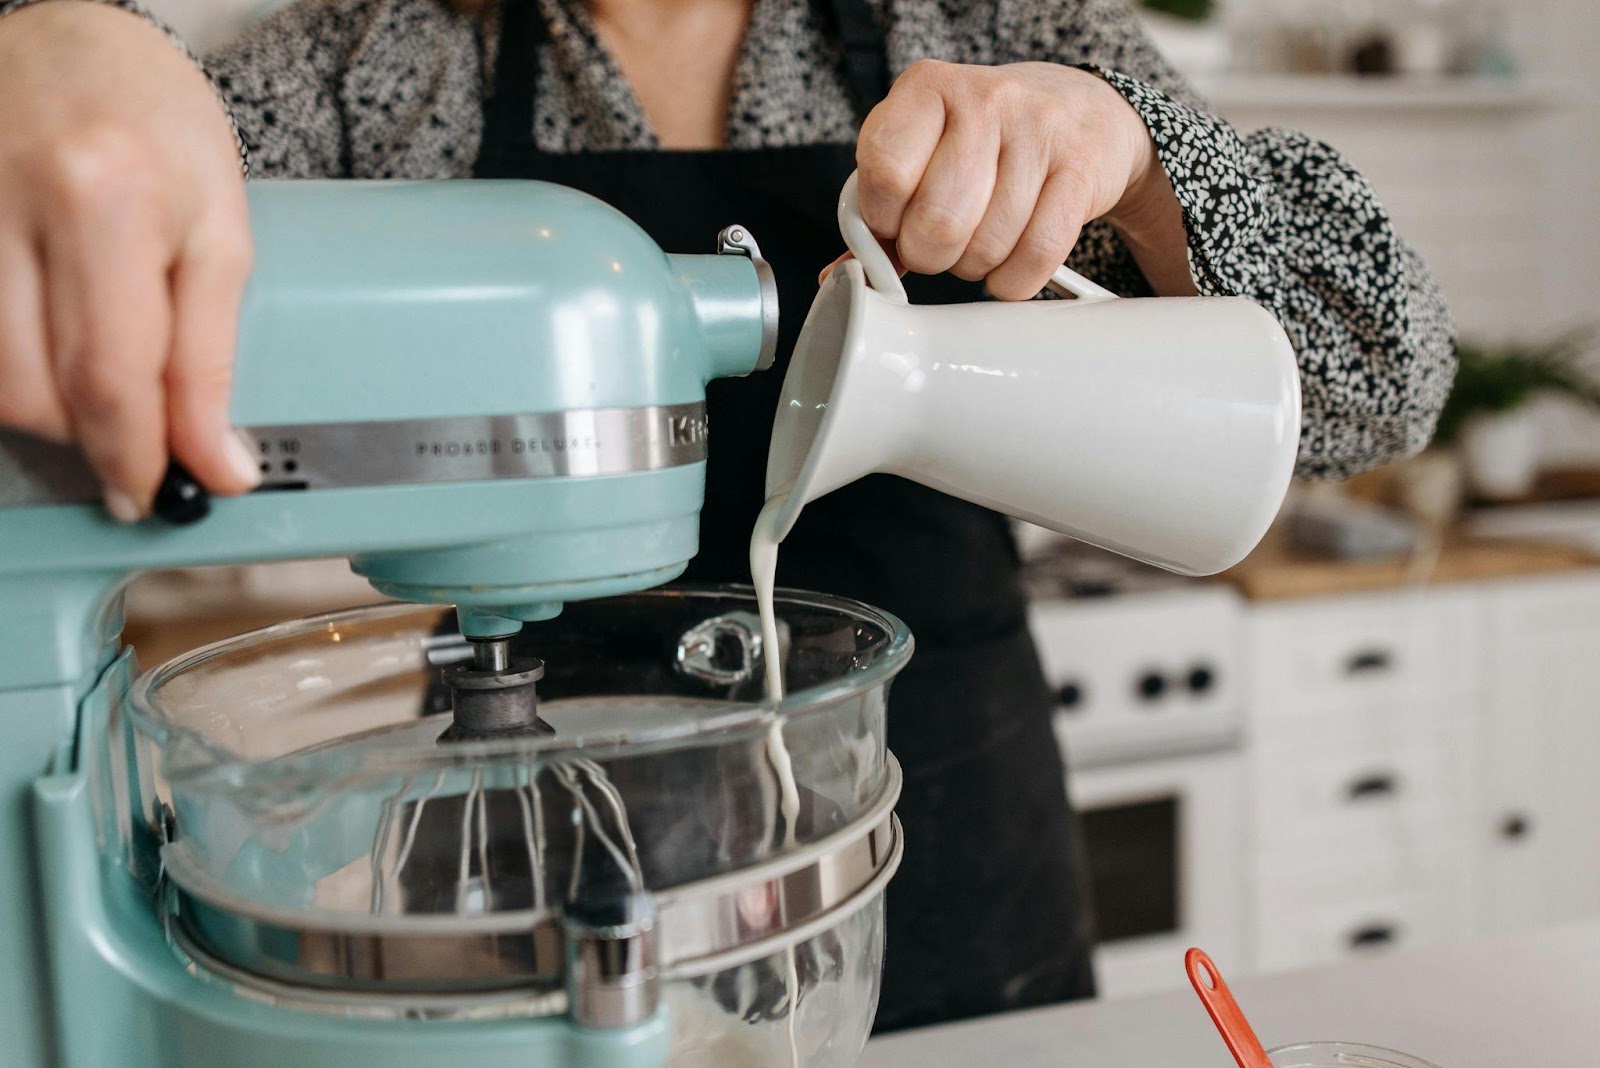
[159,757,903,1020]
[0,401,709,507]
[246,402,709,490]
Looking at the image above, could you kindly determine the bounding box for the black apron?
[475,0,1096,1030]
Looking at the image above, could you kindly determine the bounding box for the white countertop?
[861,922,1600,1067]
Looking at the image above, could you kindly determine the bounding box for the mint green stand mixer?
[0,181,907,1068]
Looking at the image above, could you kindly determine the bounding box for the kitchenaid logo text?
[669,413,708,446]
[415,436,599,457]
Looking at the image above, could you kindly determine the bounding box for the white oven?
[1067,747,1246,999]
[1029,581,1249,999]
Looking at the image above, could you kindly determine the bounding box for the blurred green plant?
[1435,331,1600,445]
[1140,0,1214,21]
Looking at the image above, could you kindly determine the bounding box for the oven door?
[1068,748,1246,999]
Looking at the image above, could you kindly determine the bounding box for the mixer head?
[0,180,780,676]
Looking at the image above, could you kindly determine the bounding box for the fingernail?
[223,430,263,489]
[104,490,142,524]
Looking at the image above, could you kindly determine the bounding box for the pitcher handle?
[838,172,910,302]
[1044,265,1118,302]
[838,171,1120,305]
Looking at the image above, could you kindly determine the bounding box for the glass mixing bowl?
[121,585,912,1068]
[1269,1042,1442,1067]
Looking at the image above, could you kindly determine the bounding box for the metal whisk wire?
[368,749,646,921]
[513,762,548,912]
[574,758,644,882]
[370,771,447,916]
[368,775,409,915]
[454,768,495,912]
[552,760,644,896]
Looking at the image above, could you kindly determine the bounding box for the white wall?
[1511,0,1600,337]
[1506,0,1600,463]
[142,0,285,52]
[1217,94,1549,344]
[1216,0,1600,463]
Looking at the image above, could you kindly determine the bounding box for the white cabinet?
[1245,589,1481,747]
[1241,572,1600,975]
[1252,842,1472,971]
[1041,569,1600,985]
[1477,573,1600,935]
[1243,587,1481,972]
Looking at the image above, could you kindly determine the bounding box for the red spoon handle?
[1186,948,1275,1068]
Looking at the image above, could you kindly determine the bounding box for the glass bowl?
[1269,1042,1443,1067]
[115,585,913,1068]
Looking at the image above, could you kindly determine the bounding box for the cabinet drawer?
[1254,882,1459,972]
[1253,848,1469,972]
[1246,593,1478,739]
[1253,738,1466,849]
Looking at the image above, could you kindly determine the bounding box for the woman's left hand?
[845,60,1189,301]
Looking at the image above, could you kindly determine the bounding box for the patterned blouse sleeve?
[1005,0,1458,479]
[204,0,486,181]
[200,0,368,179]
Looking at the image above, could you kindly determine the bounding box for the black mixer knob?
[1187,664,1217,694]
[1056,681,1086,710]
[152,460,211,525]
[1135,671,1167,702]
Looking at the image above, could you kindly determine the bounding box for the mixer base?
[28,658,675,1068]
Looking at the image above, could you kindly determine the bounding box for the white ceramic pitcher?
[763,172,1303,577]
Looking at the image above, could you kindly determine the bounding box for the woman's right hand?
[0,0,260,521]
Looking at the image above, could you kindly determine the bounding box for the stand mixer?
[0,180,907,1068]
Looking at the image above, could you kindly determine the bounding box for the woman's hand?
[0,0,258,521]
[852,60,1195,300]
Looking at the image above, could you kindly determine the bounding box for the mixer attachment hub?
[440,642,552,740]
[564,892,661,1030]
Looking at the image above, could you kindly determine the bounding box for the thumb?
[817,241,909,286]
[817,252,851,285]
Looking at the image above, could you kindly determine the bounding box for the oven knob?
[1187,664,1217,694]
[1135,671,1167,702]
[1057,681,1086,710]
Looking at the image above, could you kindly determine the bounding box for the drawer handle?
[1500,812,1533,841]
[1344,649,1394,675]
[1346,774,1399,801]
[1349,924,1398,950]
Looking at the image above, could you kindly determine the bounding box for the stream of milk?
[751,493,801,1068]
[751,495,788,706]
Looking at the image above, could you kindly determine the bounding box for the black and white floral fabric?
[0,0,1457,478]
